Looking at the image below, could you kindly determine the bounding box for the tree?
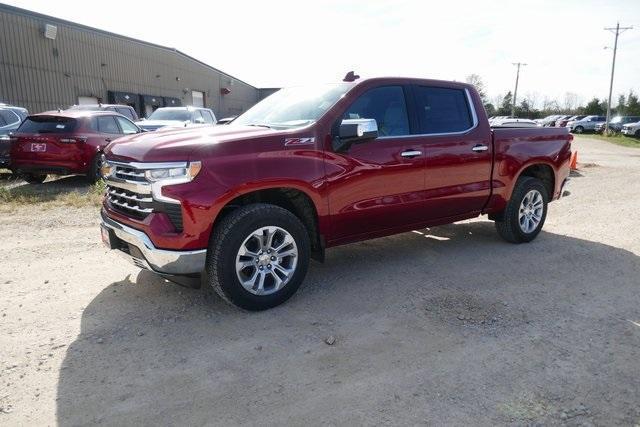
[626,90,640,115]
[465,74,487,102]
[497,91,513,116]
[562,92,580,113]
[483,103,496,117]
[582,98,605,115]
[616,94,626,116]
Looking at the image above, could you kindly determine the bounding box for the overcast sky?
[4,0,640,107]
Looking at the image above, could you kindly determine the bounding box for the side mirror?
[333,119,378,152]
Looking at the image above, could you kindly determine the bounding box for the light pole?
[604,23,633,133]
[511,62,527,117]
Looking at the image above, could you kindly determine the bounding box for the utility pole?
[604,23,632,133]
[511,62,527,117]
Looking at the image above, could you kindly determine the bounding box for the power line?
[511,62,527,117]
[604,22,633,133]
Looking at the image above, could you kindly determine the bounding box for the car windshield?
[17,116,77,134]
[148,109,191,121]
[232,83,352,130]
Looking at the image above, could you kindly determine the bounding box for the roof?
[0,3,257,89]
[31,110,126,119]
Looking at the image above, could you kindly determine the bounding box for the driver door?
[325,85,427,242]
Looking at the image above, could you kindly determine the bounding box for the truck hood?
[105,125,278,162]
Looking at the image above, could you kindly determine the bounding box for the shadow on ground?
[56,222,640,425]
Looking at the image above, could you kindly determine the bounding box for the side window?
[201,110,215,124]
[96,116,120,134]
[115,116,139,134]
[192,110,205,123]
[117,107,134,120]
[414,86,473,134]
[0,110,19,126]
[342,86,410,137]
[0,114,6,126]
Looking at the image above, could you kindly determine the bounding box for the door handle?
[105,138,112,142]
[400,150,422,158]
[472,144,489,152]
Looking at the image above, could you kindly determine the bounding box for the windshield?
[148,109,191,121]
[232,83,352,130]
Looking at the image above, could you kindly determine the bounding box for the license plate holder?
[30,143,47,152]
[101,226,117,249]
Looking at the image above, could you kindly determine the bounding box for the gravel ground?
[0,136,639,426]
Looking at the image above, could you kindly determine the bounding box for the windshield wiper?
[246,123,272,129]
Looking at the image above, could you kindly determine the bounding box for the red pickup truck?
[101,76,571,310]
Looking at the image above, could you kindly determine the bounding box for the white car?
[566,115,606,133]
[136,107,217,131]
[621,121,640,137]
[491,118,541,128]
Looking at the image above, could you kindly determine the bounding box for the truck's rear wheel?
[494,176,548,243]
[205,203,310,310]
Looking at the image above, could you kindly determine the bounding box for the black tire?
[22,173,47,184]
[87,152,103,183]
[495,176,548,243]
[635,130,640,138]
[573,126,584,134]
[205,203,311,311]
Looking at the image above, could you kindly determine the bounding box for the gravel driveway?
[1,136,639,426]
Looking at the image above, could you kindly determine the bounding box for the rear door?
[327,85,427,240]
[412,84,493,219]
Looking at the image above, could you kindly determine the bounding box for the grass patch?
[575,133,640,148]
[0,179,106,212]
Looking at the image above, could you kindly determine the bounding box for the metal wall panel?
[0,5,261,117]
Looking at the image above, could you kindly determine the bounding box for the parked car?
[0,106,28,167]
[621,120,640,137]
[136,107,217,131]
[67,104,139,121]
[551,115,573,127]
[538,114,563,127]
[10,110,142,183]
[216,116,237,125]
[556,115,585,128]
[491,118,540,128]
[595,116,640,133]
[567,115,606,133]
[100,76,572,311]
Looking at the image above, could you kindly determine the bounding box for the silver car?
[567,115,606,133]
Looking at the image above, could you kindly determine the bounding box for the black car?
[0,105,28,167]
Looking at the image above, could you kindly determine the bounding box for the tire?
[573,126,584,134]
[635,130,640,138]
[22,173,47,184]
[205,203,311,311]
[87,152,103,183]
[495,176,548,243]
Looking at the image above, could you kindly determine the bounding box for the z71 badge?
[284,137,315,146]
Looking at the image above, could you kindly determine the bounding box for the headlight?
[100,156,113,178]
[145,161,202,183]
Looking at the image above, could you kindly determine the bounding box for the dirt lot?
[1,136,639,426]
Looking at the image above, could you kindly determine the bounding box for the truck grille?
[104,162,183,231]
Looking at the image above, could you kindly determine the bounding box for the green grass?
[0,179,106,212]
[575,133,640,148]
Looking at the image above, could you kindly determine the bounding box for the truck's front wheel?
[494,177,548,243]
[205,203,310,310]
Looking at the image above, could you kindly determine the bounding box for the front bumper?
[101,210,206,275]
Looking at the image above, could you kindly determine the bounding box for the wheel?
[635,130,640,138]
[495,176,548,243]
[22,173,47,184]
[205,203,311,310]
[87,152,103,183]
[573,126,584,134]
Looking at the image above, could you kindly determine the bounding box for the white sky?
[4,0,640,107]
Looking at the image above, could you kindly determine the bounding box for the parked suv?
[101,76,572,311]
[595,116,640,133]
[11,110,142,183]
[68,104,139,121]
[567,115,606,133]
[0,106,28,167]
[621,120,640,137]
[136,107,217,131]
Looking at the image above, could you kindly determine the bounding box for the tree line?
[465,74,640,119]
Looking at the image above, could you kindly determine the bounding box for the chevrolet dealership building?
[0,4,274,118]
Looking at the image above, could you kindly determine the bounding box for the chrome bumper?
[100,211,206,275]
